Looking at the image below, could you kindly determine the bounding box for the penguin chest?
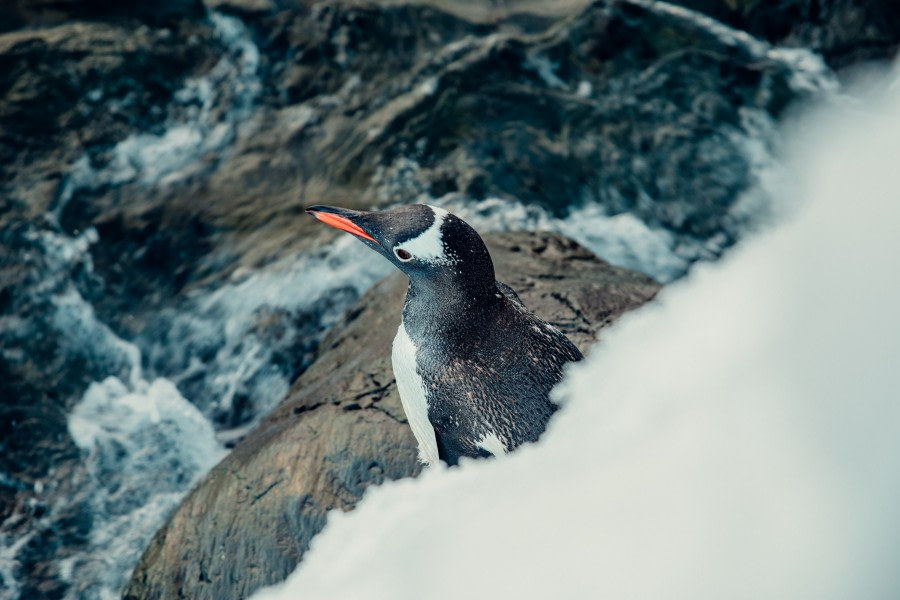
[391,322,440,465]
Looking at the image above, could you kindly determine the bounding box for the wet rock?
[125,231,660,600]
[0,0,205,32]
[670,0,900,69]
[0,19,221,218]
[203,0,278,18]
[1,0,797,386]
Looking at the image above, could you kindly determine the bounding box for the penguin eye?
[394,248,413,261]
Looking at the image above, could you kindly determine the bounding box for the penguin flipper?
[496,280,526,309]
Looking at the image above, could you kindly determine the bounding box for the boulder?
[125,231,660,600]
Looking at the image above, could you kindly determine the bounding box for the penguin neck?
[402,275,501,341]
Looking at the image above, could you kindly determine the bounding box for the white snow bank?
[252,69,900,600]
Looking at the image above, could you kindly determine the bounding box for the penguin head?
[307,204,495,292]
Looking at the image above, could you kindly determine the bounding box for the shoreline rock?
[125,231,660,600]
[669,0,900,70]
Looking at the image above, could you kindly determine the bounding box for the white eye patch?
[394,205,454,264]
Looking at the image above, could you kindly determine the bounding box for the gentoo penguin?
[307,203,583,465]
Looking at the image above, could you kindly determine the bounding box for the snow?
[251,69,900,600]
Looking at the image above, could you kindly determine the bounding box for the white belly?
[392,321,440,465]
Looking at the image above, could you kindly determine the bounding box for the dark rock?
[0,0,206,33]
[203,0,278,19]
[33,0,799,299]
[169,0,804,271]
[124,231,660,600]
[5,0,805,347]
[0,19,221,217]
[670,0,900,70]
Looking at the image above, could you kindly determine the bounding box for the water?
[65,376,226,599]
[1,11,262,599]
[0,222,227,600]
[138,234,394,433]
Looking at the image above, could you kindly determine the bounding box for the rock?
[0,19,221,218]
[203,0,277,18]
[197,0,802,249]
[124,231,660,600]
[670,0,900,69]
[0,0,206,32]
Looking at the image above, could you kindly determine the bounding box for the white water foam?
[65,377,226,599]
[0,218,229,600]
[12,224,227,600]
[142,233,396,433]
[251,66,900,600]
[0,524,33,600]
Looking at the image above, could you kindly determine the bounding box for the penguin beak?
[306,205,377,243]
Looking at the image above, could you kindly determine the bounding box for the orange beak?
[307,207,377,243]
